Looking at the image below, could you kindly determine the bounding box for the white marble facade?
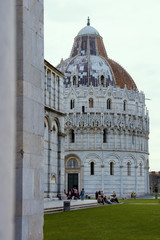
[44,60,65,199]
[45,20,150,199]
[64,85,149,197]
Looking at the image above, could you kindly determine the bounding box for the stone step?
[44,202,99,214]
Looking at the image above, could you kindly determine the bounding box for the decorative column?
[0,2,15,240]
[81,164,84,190]
[120,165,123,197]
[145,166,150,194]
[58,132,65,199]
[47,128,52,198]
[135,165,138,194]
[45,67,48,105]
[51,72,54,108]
[101,164,104,192]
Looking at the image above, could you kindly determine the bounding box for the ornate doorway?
[68,173,78,192]
[65,156,81,193]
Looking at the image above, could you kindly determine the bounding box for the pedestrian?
[81,188,85,200]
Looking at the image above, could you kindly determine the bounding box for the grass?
[120,199,160,203]
[44,201,160,240]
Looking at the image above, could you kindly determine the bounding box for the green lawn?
[121,199,160,203]
[44,202,160,240]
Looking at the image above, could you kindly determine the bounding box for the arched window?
[103,129,107,143]
[140,163,142,176]
[90,162,94,175]
[51,174,56,183]
[101,75,105,87]
[73,75,77,86]
[136,102,138,113]
[67,158,78,168]
[70,129,75,143]
[127,162,131,176]
[123,100,127,111]
[89,98,94,108]
[110,162,114,175]
[132,132,135,145]
[82,106,85,113]
[107,99,111,110]
[70,99,75,109]
[44,119,49,140]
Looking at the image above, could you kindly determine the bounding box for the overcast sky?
[44,0,160,171]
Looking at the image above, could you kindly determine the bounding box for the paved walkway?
[44,199,97,209]
[44,195,158,209]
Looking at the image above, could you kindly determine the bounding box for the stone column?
[101,164,104,192]
[81,165,84,190]
[0,2,16,240]
[58,132,65,198]
[45,67,48,105]
[135,166,138,194]
[15,1,44,240]
[120,165,123,197]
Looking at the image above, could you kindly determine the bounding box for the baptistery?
[58,18,149,197]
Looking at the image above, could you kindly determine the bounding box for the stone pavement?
[44,195,158,213]
[44,198,97,209]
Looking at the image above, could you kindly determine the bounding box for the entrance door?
[68,173,78,192]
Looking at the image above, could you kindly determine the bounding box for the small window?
[140,163,142,176]
[67,158,78,168]
[127,162,131,176]
[132,134,134,145]
[89,98,94,108]
[101,75,105,87]
[136,102,138,112]
[67,159,72,168]
[90,162,94,175]
[70,129,75,143]
[107,99,111,110]
[73,75,77,86]
[82,106,85,113]
[70,99,75,109]
[123,100,126,111]
[51,174,56,183]
[103,129,107,143]
[110,162,114,175]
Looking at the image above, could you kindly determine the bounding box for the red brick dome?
[58,19,137,90]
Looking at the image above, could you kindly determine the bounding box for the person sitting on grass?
[110,191,119,203]
[104,196,112,204]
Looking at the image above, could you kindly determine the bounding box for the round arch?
[123,154,137,166]
[65,154,82,193]
[84,153,102,165]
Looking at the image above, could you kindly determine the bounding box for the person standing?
[81,188,85,200]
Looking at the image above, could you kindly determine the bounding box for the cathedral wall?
[44,62,65,199]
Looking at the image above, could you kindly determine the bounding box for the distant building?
[149,171,160,194]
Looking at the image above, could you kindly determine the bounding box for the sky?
[44,0,160,171]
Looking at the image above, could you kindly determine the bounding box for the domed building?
[58,18,150,198]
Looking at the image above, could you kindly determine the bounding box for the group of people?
[66,187,85,200]
[65,188,119,203]
[96,190,119,204]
